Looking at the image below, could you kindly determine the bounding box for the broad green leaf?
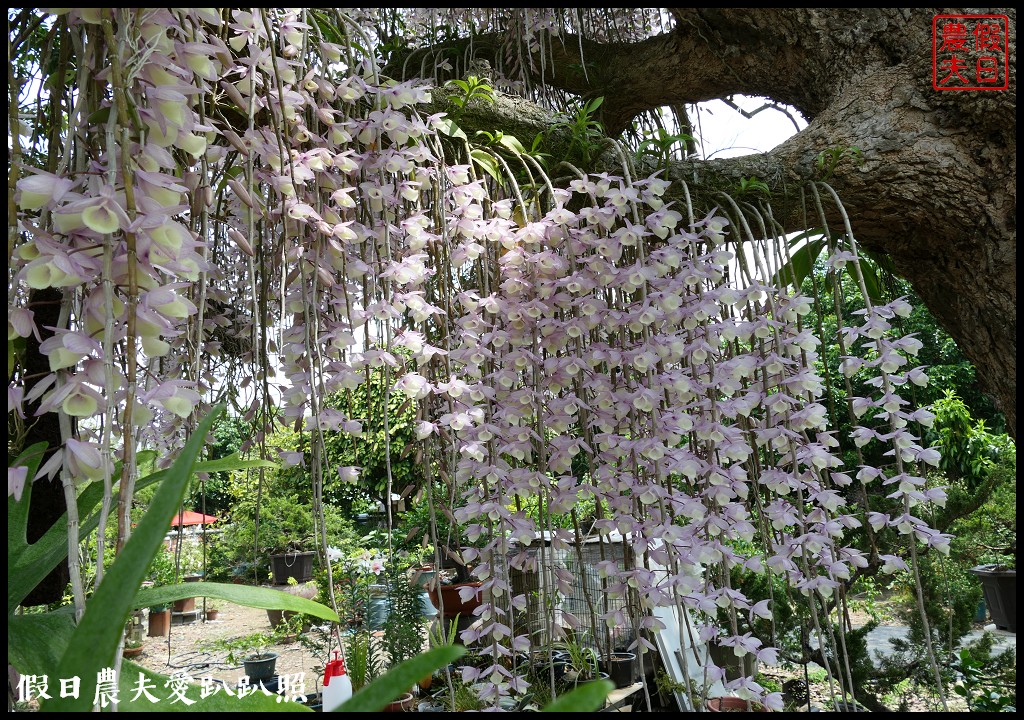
[470,148,504,186]
[118,660,313,712]
[435,117,466,140]
[8,610,74,681]
[41,406,224,711]
[7,442,51,614]
[497,133,528,155]
[9,613,310,711]
[134,582,338,622]
[541,679,614,712]
[771,232,825,290]
[336,645,466,712]
[856,259,885,306]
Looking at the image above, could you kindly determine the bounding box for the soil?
[131,600,328,700]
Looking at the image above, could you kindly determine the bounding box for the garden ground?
[126,592,1014,711]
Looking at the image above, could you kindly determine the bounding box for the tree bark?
[387,8,1017,438]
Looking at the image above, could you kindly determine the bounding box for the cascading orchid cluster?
[9,7,947,712]
[12,8,222,480]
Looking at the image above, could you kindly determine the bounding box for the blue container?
[419,591,439,618]
[368,585,389,630]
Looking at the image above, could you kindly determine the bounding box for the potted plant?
[383,565,425,668]
[209,631,281,682]
[344,631,379,693]
[122,638,144,659]
[205,604,220,621]
[557,635,609,688]
[424,552,483,619]
[423,612,462,691]
[427,680,486,712]
[122,617,145,658]
[601,650,638,688]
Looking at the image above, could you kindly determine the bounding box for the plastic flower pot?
[603,651,637,688]
[269,550,316,584]
[969,564,1016,632]
[242,652,279,682]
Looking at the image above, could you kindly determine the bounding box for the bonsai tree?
[210,630,277,665]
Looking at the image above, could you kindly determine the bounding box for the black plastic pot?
[969,565,1016,632]
[300,691,322,711]
[602,651,637,688]
[269,551,315,584]
[243,653,279,682]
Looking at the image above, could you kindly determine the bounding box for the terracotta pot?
[426,581,483,617]
[122,644,144,659]
[172,597,196,613]
[205,609,220,621]
[706,697,770,712]
[383,691,415,712]
[148,609,171,637]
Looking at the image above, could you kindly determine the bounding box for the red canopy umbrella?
[171,510,219,526]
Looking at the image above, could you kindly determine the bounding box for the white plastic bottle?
[322,650,353,711]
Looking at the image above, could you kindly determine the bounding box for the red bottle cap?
[324,650,347,685]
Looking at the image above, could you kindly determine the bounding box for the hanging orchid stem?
[101,12,141,554]
[817,182,948,710]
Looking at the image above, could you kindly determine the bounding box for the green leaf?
[470,148,503,186]
[7,442,51,614]
[541,679,614,712]
[41,406,224,711]
[134,582,338,622]
[446,78,470,94]
[435,117,466,140]
[118,660,314,712]
[8,611,74,680]
[497,134,527,155]
[336,645,466,712]
[10,613,311,711]
[855,259,885,306]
